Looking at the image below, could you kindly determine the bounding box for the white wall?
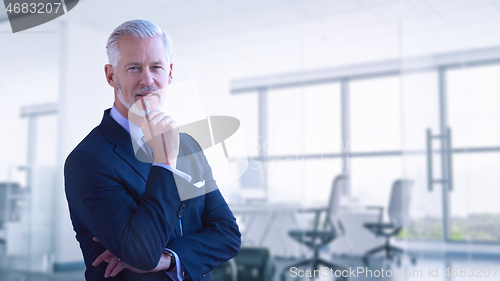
[54,21,112,264]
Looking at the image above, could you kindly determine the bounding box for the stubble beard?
[116,77,165,117]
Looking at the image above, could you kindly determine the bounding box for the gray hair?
[106,19,173,69]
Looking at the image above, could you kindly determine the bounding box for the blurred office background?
[1,0,500,280]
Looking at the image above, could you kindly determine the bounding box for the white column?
[54,21,112,266]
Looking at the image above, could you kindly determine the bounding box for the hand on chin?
[127,97,161,124]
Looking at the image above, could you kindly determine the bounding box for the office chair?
[281,175,348,281]
[362,179,415,266]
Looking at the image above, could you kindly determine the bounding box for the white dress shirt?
[109,104,191,280]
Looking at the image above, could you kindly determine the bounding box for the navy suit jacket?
[64,109,241,281]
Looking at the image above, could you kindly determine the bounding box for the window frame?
[230,47,500,244]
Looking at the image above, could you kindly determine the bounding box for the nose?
[140,69,154,86]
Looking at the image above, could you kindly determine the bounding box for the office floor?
[276,254,500,280]
[1,254,499,280]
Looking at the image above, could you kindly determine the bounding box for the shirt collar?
[110,104,144,144]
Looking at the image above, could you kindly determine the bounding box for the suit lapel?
[99,109,151,182]
[99,109,185,239]
[98,109,195,191]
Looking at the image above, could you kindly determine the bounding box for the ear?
[105,64,117,88]
[168,63,173,84]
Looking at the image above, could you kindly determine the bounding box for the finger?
[110,261,126,277]
[139,98,147,111]
[161,116,175,126]
[142,111,163,138]
[159,116,174,127]
[161,121,179,135]
[138,98,160,117]
[161,119,176,134]
[93,237,99,242]
[150,112,169,125]
[145,111,163,122]
[168,120,178,131]
[92,250,113,267]
[105,256,120,278]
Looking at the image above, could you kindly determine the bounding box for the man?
[64,20,241,281]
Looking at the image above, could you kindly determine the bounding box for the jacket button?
[177,211,183,218]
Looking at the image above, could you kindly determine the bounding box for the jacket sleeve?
[165,147,242,280]
[64,149,182,270]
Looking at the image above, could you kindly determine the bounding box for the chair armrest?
[297,207,328,232]
[297,207,328,214]
[366,205,384,224]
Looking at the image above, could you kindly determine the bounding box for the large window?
[349,76,402,207]
[232,55,500,243]
[350,157,402,206]
[399,71,443,240]
[266,83,342,205]
[267,83,341,155]
[350,76,401,152]
[447,65,500,241]
[447,65,500,148]
[228,92,259,157]
[267,158,344,204]
[450,153,500,241]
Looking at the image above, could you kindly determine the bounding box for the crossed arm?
[65,145,241,279]
[91,237,174,278]
[65,150,183,270]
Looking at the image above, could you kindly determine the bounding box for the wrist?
[153,159,168,165]
[167,159,177,169]
[153,158,176,168]
[163,250,176,272]
[153,154,168,165]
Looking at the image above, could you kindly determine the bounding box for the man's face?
[106,35,172,117]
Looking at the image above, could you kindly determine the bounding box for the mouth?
[135,91,157,98]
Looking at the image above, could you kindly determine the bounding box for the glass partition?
[447,65,500,242]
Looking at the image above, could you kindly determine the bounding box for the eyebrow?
[124,61,165,68]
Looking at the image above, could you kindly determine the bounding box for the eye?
[128,66,138,71]
[153,65,163,69]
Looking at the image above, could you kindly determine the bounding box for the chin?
[129,96,164,116]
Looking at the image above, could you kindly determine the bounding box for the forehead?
[117,35,166,64]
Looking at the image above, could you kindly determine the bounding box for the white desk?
[230,203,386,258]
[230,203,299,244]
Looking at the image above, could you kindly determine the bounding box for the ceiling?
[3,0,500,73]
